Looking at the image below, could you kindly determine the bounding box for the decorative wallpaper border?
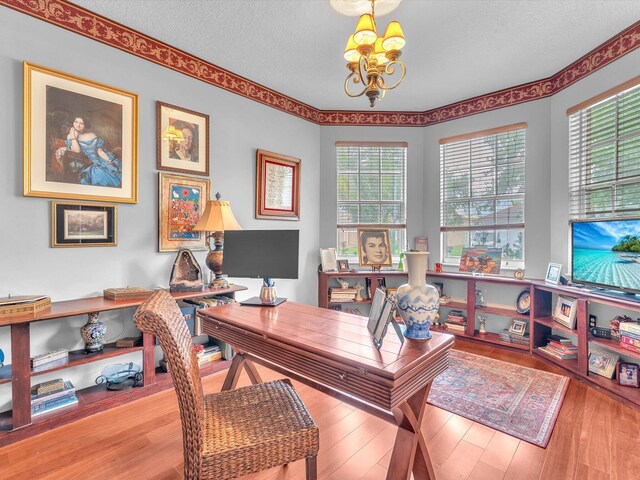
[3,0,640,127]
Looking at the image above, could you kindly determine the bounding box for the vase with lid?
[396,252,439,340]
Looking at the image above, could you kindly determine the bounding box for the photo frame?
[337,259,350,272]
[553,295,577,329]
[617,362,640,388]
[458,246,502,274]
[357,228,393,267]
[24,62,138,203]
[508,319,529,336]
[256,149,301,220]
[367,288,399,350]
[414,236,428,252]
[545,262,563,285]
[156,101,209,176]
[320,248,337,271]
[588,349,619,379]
[158,173,210,252]
[432,282,444,297]
[51,201,116,247]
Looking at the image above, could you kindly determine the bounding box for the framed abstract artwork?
[156,101,209,176]
[51,201,116,247]
[255,149,300,220]
[23,62,138,203]
[158,173,210,252]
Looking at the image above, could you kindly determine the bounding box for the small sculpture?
[355,283,363,302]
[170,249,204,292]
[475,289,486,307]
[337,278,350,289]
[478,315,488,335]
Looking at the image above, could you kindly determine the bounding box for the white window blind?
[336,142,407,259]
[440,124,526,267]
[568,80,640,219]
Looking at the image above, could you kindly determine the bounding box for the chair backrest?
[134,290,204,477]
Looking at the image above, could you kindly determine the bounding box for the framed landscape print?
[157,101,209,176]
[255,149,301,220]
[51,201,116,247]
[24,62,138,203]
[159,173,210,252]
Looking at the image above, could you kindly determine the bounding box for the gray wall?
[0,9,320,410]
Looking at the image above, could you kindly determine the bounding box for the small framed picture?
[588,349,619,379]
[357,228,393,267]
[256,149,301,221]
[617,362,640,388]
[367,288,396,350]
[432,282,444,297]
[553,295,577,329]
[545,262,563,285]
[414,236,428,252]
[320,248,337,271]
[51,201,116,247]
[337,259,350,272]
[508,319,528,336]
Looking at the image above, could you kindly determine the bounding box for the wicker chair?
[134,290,319,480]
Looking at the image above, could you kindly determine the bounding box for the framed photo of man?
[23,62,138,203]
[157,101,209,176]
[357,228,393,267]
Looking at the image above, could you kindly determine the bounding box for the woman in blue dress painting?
[65,117,122,187]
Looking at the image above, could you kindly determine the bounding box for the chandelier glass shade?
[343,0,406,107]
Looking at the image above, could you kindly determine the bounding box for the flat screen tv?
[571,218,640,294]
[222,230,299,280]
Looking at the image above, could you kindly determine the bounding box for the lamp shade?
[382,21,405,51]
[343,34,360,63]
[353,13,377,46]
[193,199,242,232]
[374,37,388,65]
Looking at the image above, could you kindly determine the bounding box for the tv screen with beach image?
[572,219,640,293]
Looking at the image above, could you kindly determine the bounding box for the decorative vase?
[396,252,439,340]
[81,312,107,353]
[260,278,278,305]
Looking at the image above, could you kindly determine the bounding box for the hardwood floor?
[1,339,639,480]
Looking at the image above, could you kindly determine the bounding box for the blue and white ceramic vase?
[81,312,107,353]
[396,252,439,340]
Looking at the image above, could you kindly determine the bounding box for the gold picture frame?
[357,228,393,267]
[156,101,209,176]
[158,173,210,252]
[256,149,301,220]
[24,62,138,203]
[51,201,117,247]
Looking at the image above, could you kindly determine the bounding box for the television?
[222,230,299,280]
[571,218,640,294]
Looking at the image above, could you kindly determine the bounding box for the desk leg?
[387,383,435,480]
[221,353,263,391]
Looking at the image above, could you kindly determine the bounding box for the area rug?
[427,350,569,447]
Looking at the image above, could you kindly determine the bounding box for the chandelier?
[343,0,406,107]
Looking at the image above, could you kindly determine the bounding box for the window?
[336,142,407,260]
[440,124,526,267]
[568,78,640,219]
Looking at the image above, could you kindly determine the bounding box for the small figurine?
[337,278,350,289]
[355,283,363,302]
[478,315,488,335]
[475,289,486,307]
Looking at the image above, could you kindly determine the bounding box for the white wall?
[0,8,320,411]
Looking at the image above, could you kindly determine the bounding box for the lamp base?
[210,277,229,289]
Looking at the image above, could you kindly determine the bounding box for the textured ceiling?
[69,0,640,112]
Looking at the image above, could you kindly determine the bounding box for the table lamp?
[193,193,242,288]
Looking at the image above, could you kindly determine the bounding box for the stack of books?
[329,287,357,303]
[196,343,222,366]
[538,334,578,359]
[620,322,640,354]
[498,330,530,345]
[31,379,77,417]
[30,348,69,369]
[184,296,236,308]
[445,310,466,332]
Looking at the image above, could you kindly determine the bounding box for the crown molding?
[3,0,640,127]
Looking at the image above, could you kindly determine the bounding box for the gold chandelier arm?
[345,72,368,98]
[378,60,406,91]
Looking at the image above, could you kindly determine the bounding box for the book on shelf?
[329,287,357,294]
[620,335,640,348]
[445,322,467,332]
[538,346,577,360]
[30,348,69,368]
[499,330,530,345]
[32,393,78,416]
[620,324,640,340]
[619,342,640,355]
[32,378,65,396]
[183,296,237,308]
[31,380,75,406]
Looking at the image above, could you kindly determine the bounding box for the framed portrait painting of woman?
[23,62,138,203]
[157,102,209,176]
[357,228,393,267]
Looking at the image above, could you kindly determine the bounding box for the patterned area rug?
[428,350,569,447]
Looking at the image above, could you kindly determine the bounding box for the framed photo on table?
[337,259,350,272]
[23,62,138,203]
[617,362,640,387]
[588,349,619,379]
[51,201,116,247]
[545,263,562,285]
[553,295,577,329]
[156,101,209,176]
[158,173,210,252]
[256,149,301,220]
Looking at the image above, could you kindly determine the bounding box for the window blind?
[440,125,526,266]
[568,81,640,219]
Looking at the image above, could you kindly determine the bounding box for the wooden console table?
[199,301,454,480]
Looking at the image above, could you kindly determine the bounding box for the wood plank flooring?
[1,339,639,480]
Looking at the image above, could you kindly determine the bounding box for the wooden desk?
[199,301,453,480]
